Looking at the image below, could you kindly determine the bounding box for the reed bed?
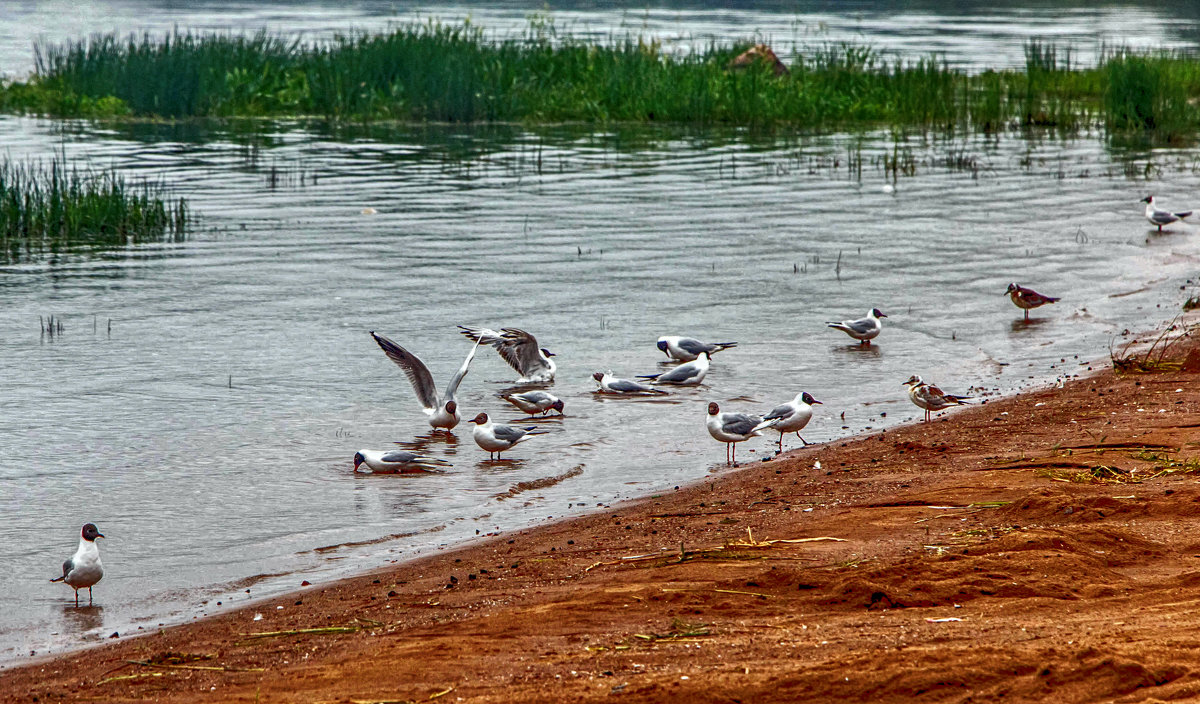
[6,23,1200,137]
[0,157,188,261]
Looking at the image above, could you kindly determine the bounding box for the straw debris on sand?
[9,330,1200,702]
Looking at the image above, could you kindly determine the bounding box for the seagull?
[457,326,555,382]
[753,391,822,452]
[706,402,764,465]
[1005,283,1060,320]
[903,375,970,423]
[468,412,545,459]
[826,308,887,346]
[656,336,738,362]
[50,523,104,607]
[637,351,710,386]
[1141,195,1192,232]
[372,331,480,430]
[353,450,451,473]
[500,390,565,416]
[592,371,668,395]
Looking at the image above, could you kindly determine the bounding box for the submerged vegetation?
[0,157,188,261]
[3,23,1200,138]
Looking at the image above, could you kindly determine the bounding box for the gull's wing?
[497,328,548,377]
[443,338,481,402]
[676,338,711,356]
[492,424,531,444]
[761,403,795,422]
[53,556,74,582]
[610,378,660,393]
[722,413,762,436]
[657,361,702,383]
[371,332,439,411]
[839,317,876,335]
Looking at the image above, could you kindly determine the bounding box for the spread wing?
[459,326,548,378]
[372,332,438,411]
[443,338,481,402]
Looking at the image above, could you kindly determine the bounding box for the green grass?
[5,22,1200,138]
[0,156,188,261]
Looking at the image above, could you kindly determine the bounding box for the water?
[2,0,1200,666]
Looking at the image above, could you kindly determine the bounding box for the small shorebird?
[1142,195,1192,232]
[638,351,710,386]
[903,375,970,422]
[457,326,556,383]
[468,412,545,459]
[1005,283,1060,320]
[753,391,822,452]
[51,523,104,607]
[500,390,564,416]
[592,371,668,395]
[707,402,764,465]
[372,332,480,431]
[656,336,738,362]
[826,308,887,346]
[354,450,450,473]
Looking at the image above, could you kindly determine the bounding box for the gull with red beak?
[50,523,104,607]
[468,412,546,459]
[457,326,556,383]
[826,308,886,346]
[500,390,565,416]
[354,450,451,474]
[592,371,668,395]
[753,391,822,452]
[372,332,480,430]
[656,336,737,362]
[706,402,764,465]
[1141,195,1192,232]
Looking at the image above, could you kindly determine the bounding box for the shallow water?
[2,114,1200,663]
[4,0,1200,667]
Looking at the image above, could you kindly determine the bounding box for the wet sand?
[7,329,1200,703]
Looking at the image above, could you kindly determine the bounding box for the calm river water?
[2,0,1200,666]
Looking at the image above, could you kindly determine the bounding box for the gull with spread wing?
[372,331,480,430]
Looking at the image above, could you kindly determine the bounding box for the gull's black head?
[1005,282,1019,295]
[444,400,457,415]
[81,523,103,541]
[1141,195,1153,204]
[872,308,887,319]
[592,371,605,382]
[541,348,556,358]
[656,339,669,354]
[353,452,365,471]
[801,392,821,406]
[551,399,565,413]
[707,402,720,415]
[470,413,489,424]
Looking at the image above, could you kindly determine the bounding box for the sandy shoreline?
[7,326,1200,702]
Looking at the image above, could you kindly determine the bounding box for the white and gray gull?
[468,412,546,459]
[458,326,556,382]
[1141,195,1192,232]
[354,450,451,473]
[656,336,737,362]
[826,308,886,346]
[637,351,710,386]
[706,402,764,465]
[500,390,565,416]
[753,391,822,452]
[50,523,104,607]
[372,331,480,430]
[592,371,668,395]
[903,375,971,423]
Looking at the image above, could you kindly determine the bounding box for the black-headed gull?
[903,375,970,422]
[1141,195,1192,232]
[500,390,564,416]
[457,326,555,382]
[592,371,668,395]
[354,450,451,473]
[706,402,763,465]
[826,308,886,346]
[51,523,104,607]
[637,351,710,386]
[656,336,737,362]
[753,391,821,452]
[468,412,545,459]
[372,332,480,430]
[1005,283,1059,320]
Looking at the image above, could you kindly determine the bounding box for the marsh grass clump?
[0,157,188,261]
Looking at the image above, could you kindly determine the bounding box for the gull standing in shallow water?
[1141,195,1192,232]
[753,391,822,452]
[903,375,970,423]
[637,351,710,386]
[354,450,450,473]
[372,332,480,430]
[826,308,887,346]
[656,336,738,362]
[707,402,764,465]
[500,390,565,416]
[592,371,668,395]
[51,523,104,607]
[468,412,545,459]
[457,326,556,383]
[1005,283,1059,320]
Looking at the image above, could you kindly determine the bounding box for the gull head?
[551,399,565,414]
[592,371,605,382]
[444,400,457,415]
[707,402,720,416]
[656,339,670,354]
[1141,195,1154,204]
[902,375,923,387]
[82,523,104,541]
[469,413,489,425]
[801,392,822,406]
[872,308,888,319]
[353,452,365,472]
[1005,282,1020,295]
[541,348,556,358]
